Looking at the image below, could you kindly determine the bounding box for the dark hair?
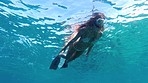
[67,12,105,42]
[77,12,105,31]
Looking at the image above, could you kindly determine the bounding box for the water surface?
[0,0,148,83]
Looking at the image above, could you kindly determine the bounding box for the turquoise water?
[0,0,148,83]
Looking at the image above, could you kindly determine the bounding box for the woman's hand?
[84,54,89,61]
[85,53,89,57]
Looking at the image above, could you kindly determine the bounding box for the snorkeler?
[50,12,105,70]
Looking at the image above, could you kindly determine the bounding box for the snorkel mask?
[95,18,104,26]
[92,12,105,27]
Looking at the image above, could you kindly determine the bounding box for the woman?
[50,12,105,70]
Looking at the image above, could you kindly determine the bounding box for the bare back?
[73,27,102,51]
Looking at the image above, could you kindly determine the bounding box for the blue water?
[0,0,148,83]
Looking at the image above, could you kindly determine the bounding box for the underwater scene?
[0,0,148,83]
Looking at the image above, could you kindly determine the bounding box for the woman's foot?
[49,56,61,70]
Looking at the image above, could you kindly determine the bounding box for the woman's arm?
[85,44,94,57]
[60,28,85,52]
[85,28,104,56]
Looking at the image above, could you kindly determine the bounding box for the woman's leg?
[66,51,84,62]
[50,45,76,70]
[60,45,76,68]
[61,51,84,68]
[64,44,76,60]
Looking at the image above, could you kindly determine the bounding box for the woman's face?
[95,18,104,26]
